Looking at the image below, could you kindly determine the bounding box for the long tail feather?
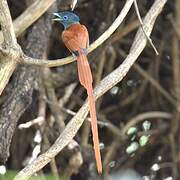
[77,54,102,173]
[87,86,102,173]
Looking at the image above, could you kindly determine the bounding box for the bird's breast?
[62,23,89,52]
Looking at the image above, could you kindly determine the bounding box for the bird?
[53,11,102,173]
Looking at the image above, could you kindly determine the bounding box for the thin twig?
[18,117,44,129]
[134,0,159,55]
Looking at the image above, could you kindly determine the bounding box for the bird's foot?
[72,48,88,57]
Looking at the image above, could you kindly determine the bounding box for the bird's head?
[53,11,80,29]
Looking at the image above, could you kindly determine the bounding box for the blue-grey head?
[53,11,80,29]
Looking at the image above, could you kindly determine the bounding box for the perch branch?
[20,0,135,67]
[14,0,167,179]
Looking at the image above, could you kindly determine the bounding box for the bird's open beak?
[52,13,62,21]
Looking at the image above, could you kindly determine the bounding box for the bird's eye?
[63,15,68,20]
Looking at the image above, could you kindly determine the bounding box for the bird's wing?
[62,32,81,52]
[81,25,89,48]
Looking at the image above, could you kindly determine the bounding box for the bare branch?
[0,0,57,95]
[0,0,19,95]
[14,0,167,179]
[13,0,55,38]
[0,60,17,95]
[0,0,17,46]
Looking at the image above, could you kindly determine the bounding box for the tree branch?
[0,0,59,95]
[0,0,17,46]
[20,0,135,67]
[0,0,56,44]
[14,0,167,179]
[0,0,57,162]
[0,0,19,95]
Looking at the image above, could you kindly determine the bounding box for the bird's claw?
[72,48,88,58]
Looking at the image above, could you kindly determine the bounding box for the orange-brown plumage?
[62,24,88,51]
[62,23,102,173]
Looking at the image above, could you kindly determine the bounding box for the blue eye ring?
[63,15,68,20]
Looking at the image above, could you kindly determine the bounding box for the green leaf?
[127,127,137,135]
[126,142,139,154]
[139,135,149,147]
[142,121,151,131]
